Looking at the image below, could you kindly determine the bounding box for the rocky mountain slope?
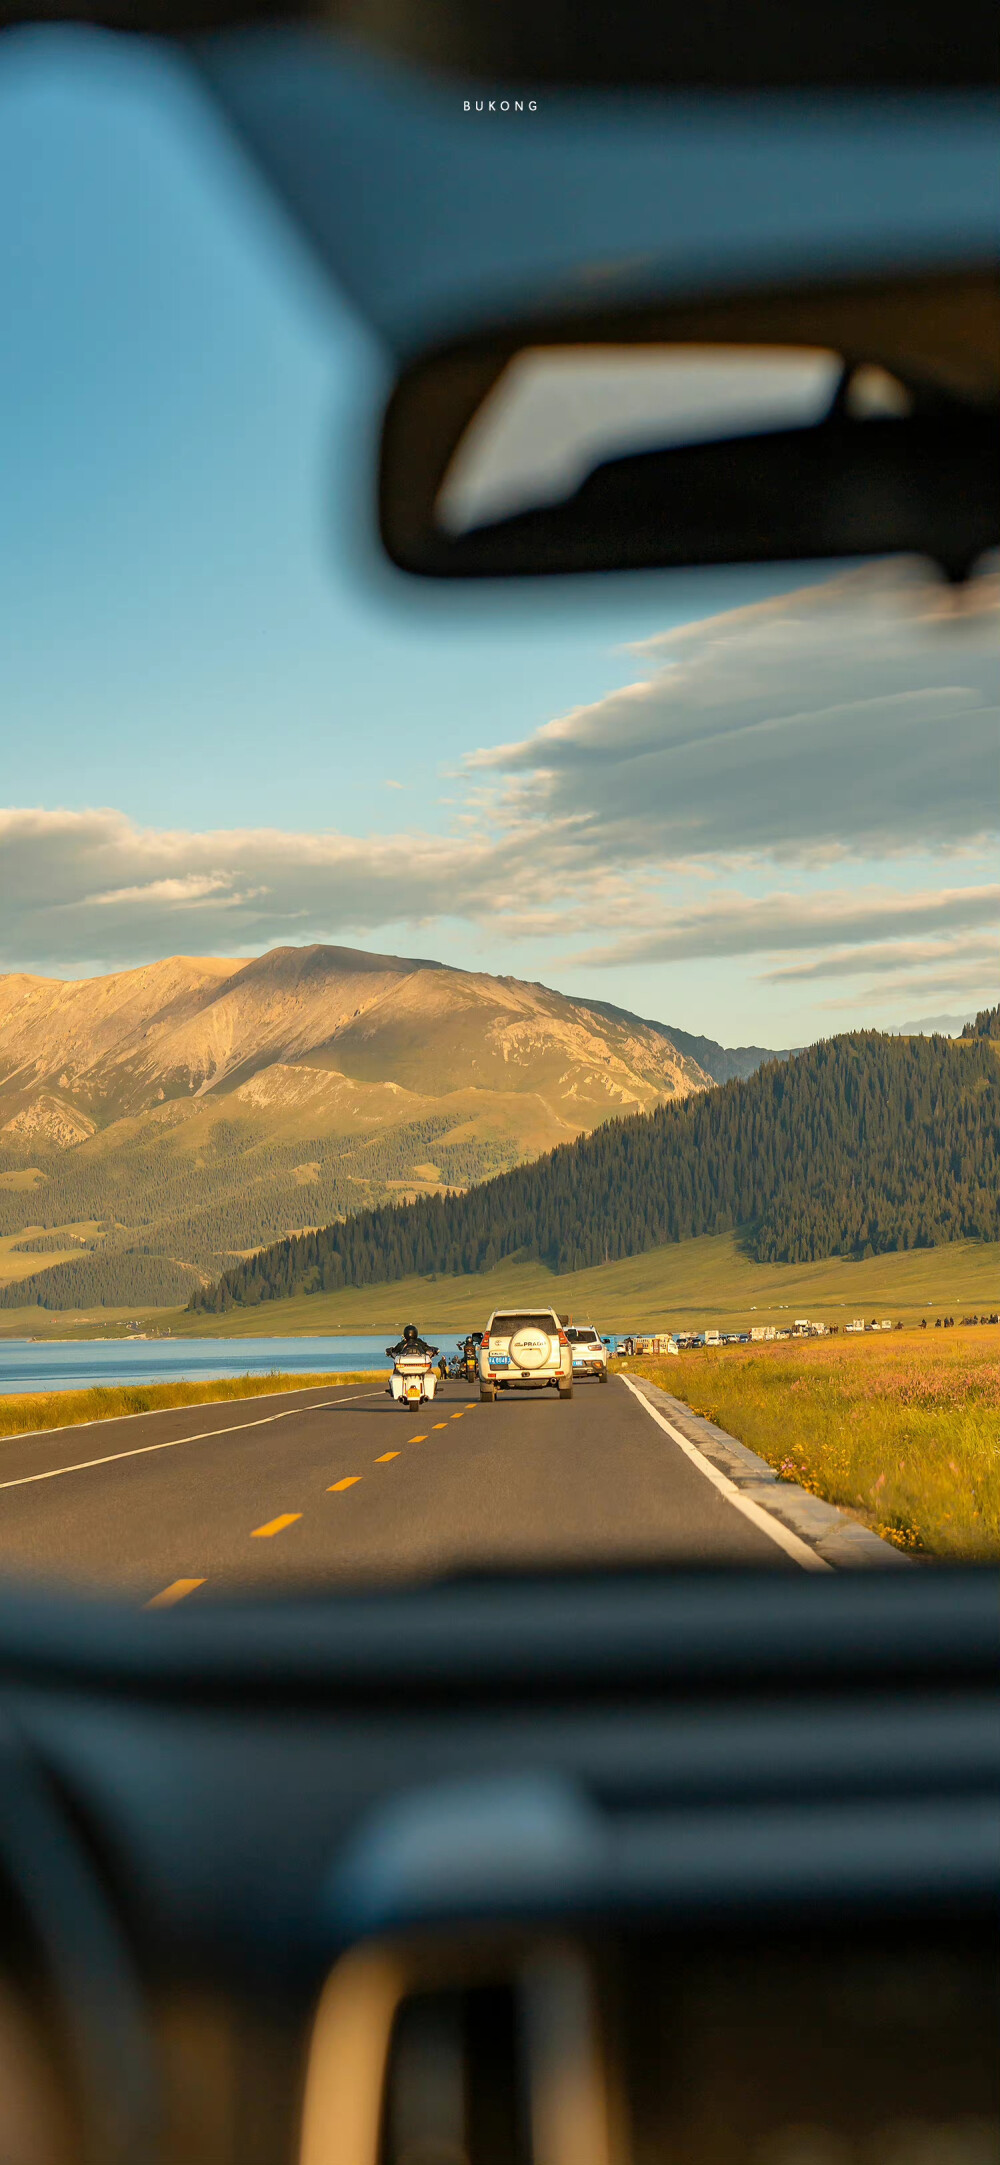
[577,997,789,1084]
[0,944,714,1308]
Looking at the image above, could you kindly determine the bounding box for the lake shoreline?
[0,1334,458,1393]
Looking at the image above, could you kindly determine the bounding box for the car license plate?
[491,1355,510,1367]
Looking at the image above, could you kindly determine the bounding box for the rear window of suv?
[566,1328,601,1343]
[488,1314,557,1335]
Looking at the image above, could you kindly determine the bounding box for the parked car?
[478,1309,574,1400]
[565,1325,610,1382]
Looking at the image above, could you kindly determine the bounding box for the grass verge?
[622,1327,1000,1559]
[0,1371,382,1443]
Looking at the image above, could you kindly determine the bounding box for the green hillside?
[0,1109,515,1278]
[191,1030,1000,1318]
[1,1228,996,1340]
[176,1230,999,1336]
[0,1251,202,1310]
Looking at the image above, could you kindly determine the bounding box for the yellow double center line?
[146,1398,476,1605]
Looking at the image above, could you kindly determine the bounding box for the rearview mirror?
[379,267,998,582]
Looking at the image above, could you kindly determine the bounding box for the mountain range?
[0,943,780,1310]
[194,1027,1000,1317]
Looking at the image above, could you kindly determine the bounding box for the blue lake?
[0,1334,469,1394]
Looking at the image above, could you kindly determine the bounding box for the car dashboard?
[0,1567,994,2165]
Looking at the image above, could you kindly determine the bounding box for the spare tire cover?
[509,1325,553,1372]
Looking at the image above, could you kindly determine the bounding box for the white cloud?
[86,873,256,908]
[763,933,998,984]
[564,884,1000,970]
[820,960,1000,1010]
[472,565,1000,867]
[0,806,519,966]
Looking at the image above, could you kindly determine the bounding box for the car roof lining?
[1,0,996,87]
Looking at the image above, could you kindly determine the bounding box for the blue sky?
[0,29,996,1045]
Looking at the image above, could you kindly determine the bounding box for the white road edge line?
[0,1391,385,1492]
[618,1373,832,1574]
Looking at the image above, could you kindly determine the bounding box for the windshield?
[0,34,996,1604]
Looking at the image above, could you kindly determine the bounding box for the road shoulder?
[620,1373,910,1570]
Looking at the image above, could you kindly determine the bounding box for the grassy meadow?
[0,1223,104,1286]
[0,1370,381,1444]
[624,1326,1000,1560]
[1,1229,988,1340]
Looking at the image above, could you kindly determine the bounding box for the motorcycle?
[388,1347,439,1409]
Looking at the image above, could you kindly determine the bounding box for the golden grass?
[0,1371,381,1443]
[623,1327,1000,1559]
[0,1223,103,1286]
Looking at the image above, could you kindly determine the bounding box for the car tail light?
[558,1329,570,1348]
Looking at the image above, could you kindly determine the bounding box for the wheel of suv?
[598,1366,608,1383]
[480,1383,495,1401]
[557,1379,573,1400]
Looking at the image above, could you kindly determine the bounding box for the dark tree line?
[189,1030,1000,1314]
[0,1252,204,1311]
[962,1005,1000,1040]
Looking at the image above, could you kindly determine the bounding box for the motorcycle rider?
[386,1323,438,1361]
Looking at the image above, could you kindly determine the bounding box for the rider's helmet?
[402,1323,419,1343]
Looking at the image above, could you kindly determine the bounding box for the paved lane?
[0,1376,801,1601]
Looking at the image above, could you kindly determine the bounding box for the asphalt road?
[0,1375,801,1603]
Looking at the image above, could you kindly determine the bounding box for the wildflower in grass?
[628,1327,999,1561]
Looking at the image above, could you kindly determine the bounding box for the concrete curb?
[623,1374,911,1570]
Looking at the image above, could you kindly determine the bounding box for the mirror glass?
[436,344,855,534]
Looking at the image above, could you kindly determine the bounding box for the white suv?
[565,1325,610,1383]
[478,1309,574,1401]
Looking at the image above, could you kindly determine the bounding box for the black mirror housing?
[379,266,999,583]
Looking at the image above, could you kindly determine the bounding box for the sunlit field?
[0,1371,380,1444]
[3,1231,995,1338]
[624,1326,1000,1560]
